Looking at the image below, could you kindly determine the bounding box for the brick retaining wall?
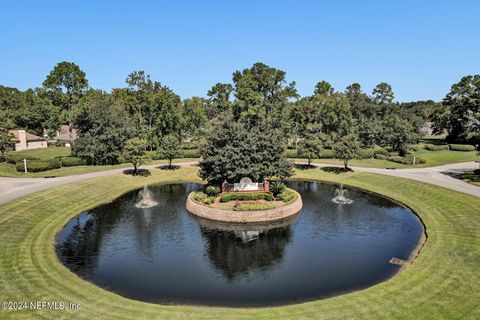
[186,191,303,223]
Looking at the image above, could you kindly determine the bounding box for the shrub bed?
[234,203,270,211]
[220,193,273,202]
[16,159,61,172]
[182,149,200,158]
[56,156,84,167]
[373,146,389,157]
[424,144,449,151]
[387,155,426,165]
[6,154,39,164]
[448,144,476,152]
[192,191,215,205]
[358,148,375,159]
[277,188,297,203]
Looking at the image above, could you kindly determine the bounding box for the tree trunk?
[344,159,348,169]
[168,158,172,169]
[134,164,138,175]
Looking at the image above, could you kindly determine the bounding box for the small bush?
[234,203,270,211]
[277,189,296,203]
[373,146,389,157]
[56,156,84,167]
[319,148,334,159]
[358,148,375,159]
[16,159,61,172]
[375,154,388,160]
[6,154,39,164]
[407,144,420,151]
[424,144,449,151]
[0,154,5,162]
[448,144,475,152]
[205,185,220,196]
[203,197,215,205]
[192,191,207,202]
[220,193,273,202]
[270,181,286,196]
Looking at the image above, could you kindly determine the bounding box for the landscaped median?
[186,188,303,222]
[0,166,479,319]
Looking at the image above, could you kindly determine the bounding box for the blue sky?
[1,0,479,101]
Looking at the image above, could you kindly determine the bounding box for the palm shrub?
[205,185,220,196]
[270,181,287,196]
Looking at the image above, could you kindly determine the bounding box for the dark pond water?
[55,181,424,307]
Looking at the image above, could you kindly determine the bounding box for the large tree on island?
[43,61,88,146]
[199,114,293,185]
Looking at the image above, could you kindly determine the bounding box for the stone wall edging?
[186,191,303,223]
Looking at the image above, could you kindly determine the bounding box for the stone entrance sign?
[234,177,260,191]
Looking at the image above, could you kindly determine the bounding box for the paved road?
[0,161,479,205]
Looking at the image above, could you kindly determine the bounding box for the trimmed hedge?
[182,149,200,158]
[424,144,449,151]
[220,193,273,202]
[56,156,84,167]
[449,144,476,152]
[407,144,420,151]
[387,155,426,165]
[16,159,61,172]
[0,154,5,162]
[5,154,39,164]
[375,154,388,160]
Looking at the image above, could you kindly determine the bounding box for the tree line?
[0,61,478,178]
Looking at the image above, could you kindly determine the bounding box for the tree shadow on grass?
[320,166,353,174]
[123,168,151,176]
[294,163,316,170]
[157,165,181,171]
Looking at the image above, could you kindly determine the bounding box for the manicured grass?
[0,158,199,177]
[0,166,479,319]
[301,149,478,169]
[7,146,72,160]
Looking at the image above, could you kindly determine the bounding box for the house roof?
[8,130,46,142]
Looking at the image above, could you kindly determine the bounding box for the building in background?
[44,125,78,147]
[9,129,47,151]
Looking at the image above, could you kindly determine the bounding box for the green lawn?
[1,146,478,177]
[301,149,478,169]
[0,147,198,177]
[8,146,72,160]
[0,166,479,319]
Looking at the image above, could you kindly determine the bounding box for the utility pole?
[23,158,28,173]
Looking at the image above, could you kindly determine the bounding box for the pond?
[55,181,424,307]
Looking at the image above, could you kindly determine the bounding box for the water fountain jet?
[332,184,353,204]
[135,186,158,208]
